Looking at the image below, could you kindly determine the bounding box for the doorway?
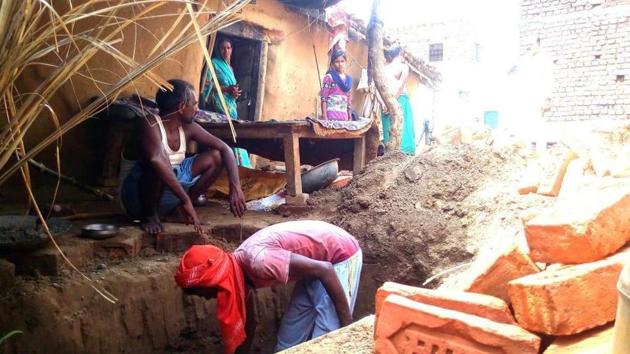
[200,31,264,122]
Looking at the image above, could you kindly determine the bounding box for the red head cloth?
[175,245,247,354]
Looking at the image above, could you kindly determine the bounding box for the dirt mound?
[309,144,551,301]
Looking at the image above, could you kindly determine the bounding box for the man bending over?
[175,220,363,353]
[120,79,246,234]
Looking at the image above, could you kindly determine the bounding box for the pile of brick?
[374,177,630,353]
[518,123,630,198]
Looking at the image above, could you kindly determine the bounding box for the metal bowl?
[301,158,339,193]
[81,224,119,240]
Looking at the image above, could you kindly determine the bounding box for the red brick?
[525,180,630,263]
[93,227,142,259]
[12,241,93,276]
[463,244,540,303]
[0,258,15,289]
[544,324,614,354]
[328,175,352,189]
[508,248,629,335]
[536,148,578,197]
[375,282,515,325]
[374,294,540,354]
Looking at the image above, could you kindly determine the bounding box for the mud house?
[4,0,438,199]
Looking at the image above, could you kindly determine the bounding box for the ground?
[306,144,553,317]
[0,144,555,353]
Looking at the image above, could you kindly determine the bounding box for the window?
[429,43,443,62]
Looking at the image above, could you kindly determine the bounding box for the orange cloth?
[175,245,247,354]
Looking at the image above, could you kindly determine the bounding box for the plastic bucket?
[613,257,630,354]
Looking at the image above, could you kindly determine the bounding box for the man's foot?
[141,215,163,235]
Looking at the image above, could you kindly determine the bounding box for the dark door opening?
[200,33,262,122]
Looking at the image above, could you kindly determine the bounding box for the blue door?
[484,111,499,129]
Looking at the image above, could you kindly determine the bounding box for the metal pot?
[301,158,339,194]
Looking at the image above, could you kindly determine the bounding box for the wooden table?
[199,120,367,205]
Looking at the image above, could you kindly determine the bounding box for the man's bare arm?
[187,122,246,217]
[139,117,199,225]
[288,253,352,326]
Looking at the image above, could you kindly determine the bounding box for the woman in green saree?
[201,38,252,167]
[381,44,416,155]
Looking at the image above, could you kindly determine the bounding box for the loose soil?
[283,315,374,354]
[307,144,553,315]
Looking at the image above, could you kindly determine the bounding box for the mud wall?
[2,1,208,196]
[2,0,426,198]
[0,258,293,354]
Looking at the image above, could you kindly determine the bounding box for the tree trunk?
[367,0,402,151]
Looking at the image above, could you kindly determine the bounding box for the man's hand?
[181,200,202,234]
[229,186,247,218]
[288,254,353,328]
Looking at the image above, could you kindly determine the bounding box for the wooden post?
[254,41,267,121]
[353,136,366,175]
[368,0,402,150]
[283,133,308,205]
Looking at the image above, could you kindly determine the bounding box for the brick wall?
[521,0,630,121]
[391,20,480,67]
[389,21,484,129]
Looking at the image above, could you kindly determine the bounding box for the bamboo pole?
[27,159,114,201]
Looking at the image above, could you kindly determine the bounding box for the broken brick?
[375,282,515,325]
[517,161,541,195]
[155,232,206,253]
[374,294,540,354]
[525,180,630,263]
[536,148,578,197]
[328,175,352,189]
[543,324,614,354]
[0,258,15,289]
[464,244,540,303]
[12,241,93,276]
[508,248,630,335]
[558,159,587,197]
[93,228,142,259]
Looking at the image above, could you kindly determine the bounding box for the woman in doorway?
[201,37,251,167]
[381,44,416,155]
[320,49,353,121]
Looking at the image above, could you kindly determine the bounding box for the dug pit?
[1,145,551,353]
